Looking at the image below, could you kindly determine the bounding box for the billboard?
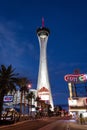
[38,87,50,101]
[38,93,49,100]
[68,97,87,107]
[3,95,14,102]
[64,74,87,83]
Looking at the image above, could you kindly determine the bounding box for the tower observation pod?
[36,18,54,111]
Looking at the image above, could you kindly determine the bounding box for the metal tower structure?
[36,18,54,110]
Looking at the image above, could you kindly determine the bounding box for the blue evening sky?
[0,0,87,105]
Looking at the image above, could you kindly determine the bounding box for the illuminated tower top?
[37,18,50,38]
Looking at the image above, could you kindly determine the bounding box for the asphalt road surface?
[0,117,60,130]
[39,119,87,130]
[0,117,87,130]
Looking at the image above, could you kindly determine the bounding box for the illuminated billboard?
[64,74,87,83]
[68,97,87,107]
[38,94,49,100]
[3,95,14,102]
[38,87,50,101]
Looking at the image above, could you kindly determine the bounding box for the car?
[1,108,20,124]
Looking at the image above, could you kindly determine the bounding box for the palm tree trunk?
[24,92,26,113]
[0,92,4,120]
[20,92,23,114]
[28,100,29,115]
[15,92,17,106]
[31,98,32,116]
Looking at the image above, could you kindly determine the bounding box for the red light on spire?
[42,17,45,27]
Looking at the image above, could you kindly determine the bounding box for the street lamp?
[27,84,32,89]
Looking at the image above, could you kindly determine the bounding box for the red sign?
[38,87,49,92]
[64,74,87,83]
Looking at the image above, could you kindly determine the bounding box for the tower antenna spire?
[42,17,45,27]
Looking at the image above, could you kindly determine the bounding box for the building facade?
[64,71,87,118]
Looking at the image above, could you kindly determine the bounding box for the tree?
[26,92,35,115]
[0,65,19,120]
[18,77,30,114]
[35,96,41,109]
[26,93,31,115]
[54,105,62,116]
[47,104,52,117]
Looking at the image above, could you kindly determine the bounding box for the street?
[39,119,87,130]
[0,117,87,130]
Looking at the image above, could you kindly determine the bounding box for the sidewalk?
[69,119,87,130]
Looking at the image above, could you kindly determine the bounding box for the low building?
[64,71,87,119]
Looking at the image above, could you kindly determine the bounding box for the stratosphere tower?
[36,18,54,110]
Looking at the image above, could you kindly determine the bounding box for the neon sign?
[38,87,49,101]
[64,74,87,83]
[3,95,13,102]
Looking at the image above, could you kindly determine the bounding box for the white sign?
[68,97,87,107]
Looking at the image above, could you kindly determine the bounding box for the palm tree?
[26,93,31,115]
[26,92,35,115]
[0,65,19,120]
[35,97,46,110]
[35,96,41,109]
[18,77,30,114]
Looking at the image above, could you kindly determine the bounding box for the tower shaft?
[37,36,49,90]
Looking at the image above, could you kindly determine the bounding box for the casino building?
[64,70,87,118]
